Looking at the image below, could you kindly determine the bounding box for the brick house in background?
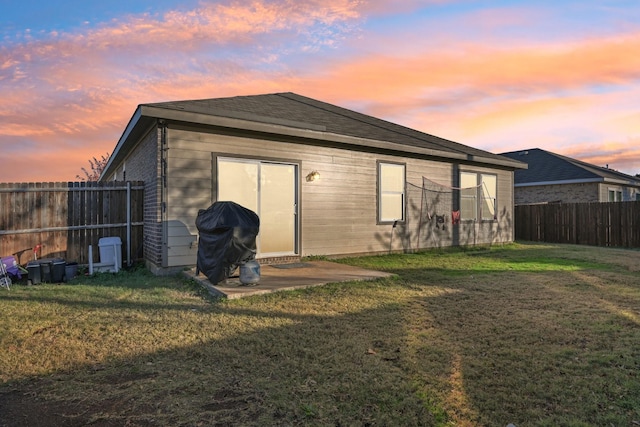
[500,148,640,205]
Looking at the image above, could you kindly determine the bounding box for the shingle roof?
[500,148,640,186]
[144,92,518,166]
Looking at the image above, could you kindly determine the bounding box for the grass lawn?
[0,242,638,426]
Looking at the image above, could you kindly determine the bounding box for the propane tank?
[239,260,260,285]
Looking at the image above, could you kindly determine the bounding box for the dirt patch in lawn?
[1,384,153,427]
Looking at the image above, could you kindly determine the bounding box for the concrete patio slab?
[184,260,393,299]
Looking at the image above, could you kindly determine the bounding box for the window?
[460,172,477,220]
[481,174,497,220]
[608,189,622,202]
[459,172,497,221]
[378,162,405,223]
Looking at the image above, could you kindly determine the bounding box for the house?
[500,148,640,205]
[101,92,526,273]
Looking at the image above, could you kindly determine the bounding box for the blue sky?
[1,0,639,181]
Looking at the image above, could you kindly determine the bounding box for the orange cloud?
[561,139,640,174]
[0,0,360,181]
[1,0,640,181]
[357,0,449,15]
[286,28,640,176]
[0,144,113,183]
[309,30,640,105]
[605,111,640,136]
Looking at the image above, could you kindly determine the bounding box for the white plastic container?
[98,237,122,272]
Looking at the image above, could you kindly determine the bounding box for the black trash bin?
[26,261,42,284]
[196,201,259,285]
[52,259,66,282]
[27,258,66,284]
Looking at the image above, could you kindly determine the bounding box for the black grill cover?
[196,201,260,284]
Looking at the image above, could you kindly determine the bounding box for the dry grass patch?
[1,243,639,426]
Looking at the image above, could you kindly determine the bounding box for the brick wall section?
[514,182,600,204]
[107,126,163,267]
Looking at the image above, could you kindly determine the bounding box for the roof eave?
[100,106,144,180]
[516,177,640,187]
[602,177,640,186]
[140,105,528,170]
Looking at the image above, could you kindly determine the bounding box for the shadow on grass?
[2,244,639,426]
[0,268,205,313]
[399,268,640,426]
[0,291,206,313]
[0,296,440,427]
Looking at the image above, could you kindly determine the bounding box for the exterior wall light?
[306,171,320,182]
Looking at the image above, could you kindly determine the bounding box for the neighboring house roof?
[103,92,526,178]
[501,148,640,187]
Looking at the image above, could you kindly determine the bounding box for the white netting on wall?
[402,177,481,249]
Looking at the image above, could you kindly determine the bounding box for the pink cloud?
[1,0,640,181]
[292,30,640,174]
[0,0,365,182]
[562,140,640,175]
[357,0,451,15]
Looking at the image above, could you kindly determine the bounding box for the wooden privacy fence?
[0,181,144,266]
[515,201,640,248]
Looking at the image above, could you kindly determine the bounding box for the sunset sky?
[1,0,639,182]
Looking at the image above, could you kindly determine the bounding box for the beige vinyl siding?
[163,125,515,266]
[600,183,624,202]
[165,143,211,267]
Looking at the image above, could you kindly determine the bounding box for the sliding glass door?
[218,158,298,256]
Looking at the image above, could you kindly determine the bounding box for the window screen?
[460,172,477,220]
[481,174,497,220]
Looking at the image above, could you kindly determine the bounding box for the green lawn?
[1,243,638,426]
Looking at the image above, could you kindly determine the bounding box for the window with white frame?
[460,172,478,220]
[378,162,405,223]
[481,174,497,220]
[459,171,497,221]
[608,189,622,202]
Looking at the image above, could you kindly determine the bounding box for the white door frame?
[216,156,299,257]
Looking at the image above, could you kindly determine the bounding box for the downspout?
[159,119,168,268]
[126,180,132,267]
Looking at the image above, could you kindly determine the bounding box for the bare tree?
[77,153,110,182]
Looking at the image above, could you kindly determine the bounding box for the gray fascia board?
[515,178,604,187]
[515,177,640,188]
[140,105,527,170]
[100,106,143,180]
[603,177,640,187]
